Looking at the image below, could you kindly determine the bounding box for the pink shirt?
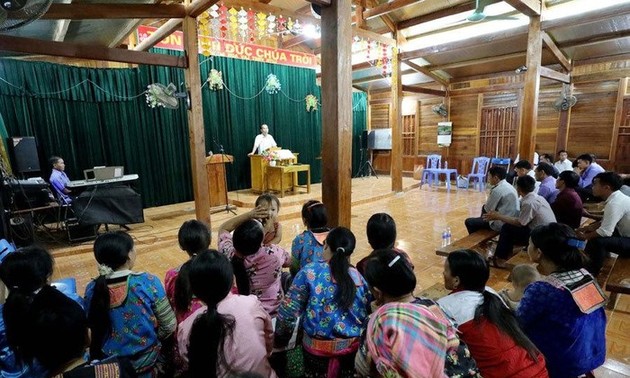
[218,231,290,315]
[165,266,204,324]
[177,293,277,378]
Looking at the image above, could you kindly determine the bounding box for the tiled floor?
[47,177,630,366]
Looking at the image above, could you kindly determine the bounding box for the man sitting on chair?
[484,175,556,268]
[464,166,519,234]
[49,156,72,204]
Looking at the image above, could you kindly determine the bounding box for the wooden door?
[615,99,630,173]
[480,107,519,158]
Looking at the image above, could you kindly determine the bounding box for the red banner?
[137,25,317,69]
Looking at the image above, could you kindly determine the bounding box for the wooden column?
[183,12,211,226]
[320,0,353,228]
[518,15,542,163]
[390,33,403,192]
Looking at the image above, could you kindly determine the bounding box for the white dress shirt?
[554,159,573,173]
[251,134,277,154]
[596,190,630,237]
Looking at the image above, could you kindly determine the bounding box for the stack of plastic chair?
[467,157,491,191]
[421,154,442,187]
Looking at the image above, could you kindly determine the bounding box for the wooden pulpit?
[206,154,233,207]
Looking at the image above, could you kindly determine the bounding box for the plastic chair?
[491,157,511,171]
[467,157,491,191]
[421,154,442,187]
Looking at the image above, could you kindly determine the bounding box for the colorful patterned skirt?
[302,334,359,378]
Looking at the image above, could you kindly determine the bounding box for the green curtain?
[0,54,367,207]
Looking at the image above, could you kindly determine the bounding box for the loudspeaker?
[361,130,368,150]
[9,137,40,173]
[66,219,98,242]
[9,215,33,247]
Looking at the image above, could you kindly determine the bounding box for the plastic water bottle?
[444,161,448,169]
[441,229,448,247]
[446,227,452,245]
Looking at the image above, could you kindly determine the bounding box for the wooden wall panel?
[448,94,480,173]
[567,80,619,161]
[418,98,444,155]
[370,103,390,129]
[536,83,562,155]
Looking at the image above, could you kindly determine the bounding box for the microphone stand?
[213,139,237,215]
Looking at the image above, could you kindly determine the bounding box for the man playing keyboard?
[49,156,73,204]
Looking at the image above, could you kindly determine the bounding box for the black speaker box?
[66,220,98,243]
[10,214,33,247]
[361,130,368,150]
[9,137,40,173]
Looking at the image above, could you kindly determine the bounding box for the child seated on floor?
[255,194,283,245]
[165,220,211,324]
[218,207,291,317]
[355,213,414,276]
[499,264,541,311]
[85,231,176,377]
[290,200,330,276]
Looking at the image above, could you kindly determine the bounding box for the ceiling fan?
[466,0,518,22]
[0,0,53,31]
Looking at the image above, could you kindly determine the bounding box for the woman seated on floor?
[518,223,606,378]
[356,249,480,377]
[437,249,548,378]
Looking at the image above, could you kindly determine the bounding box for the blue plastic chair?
[490,157,511,170]
[421,154,442,187]
[468,157,491,191]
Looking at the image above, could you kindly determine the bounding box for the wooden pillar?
[183,13,211,226]
[554,83,572,153]
[518,15,542,163]
[390,33,403,192]
[321,0,353,228]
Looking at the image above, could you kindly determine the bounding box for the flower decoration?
[265,74,281,95]
[261,149,279,162]
[305,94,318,112]
[208,69,224,91]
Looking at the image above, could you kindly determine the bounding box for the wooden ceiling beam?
[541,31,571,72]
[42,3,186,19]
[0,34,187,67]
[317,61,374,78]
[363,0,419,20]
[503,0,541,17]
[557,30,630,49]
[353,27,396,45]
[542,2,630,30]
[427,52,525,71]
[403,60,448,86]
[134,18,182,51]
[353,69,414,84]
[283,34,310,48]
[188,0,221,17]
[402,85,446,96]
[400,25,528,60]
[397,0,501,31]
[539,66,570,83]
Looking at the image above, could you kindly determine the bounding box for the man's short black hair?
[558,150,568,155]
[514,160,532,170]
[535,162,555,177]
[576,154,593,164]
[540,153,553,162]
[593,172,623,192]
[558,170,579,189]
[49,156,62,168]
[516,175,536,193]
[488,166,507,180]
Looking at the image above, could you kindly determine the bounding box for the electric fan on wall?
[432,103,448,117]
[553,94,577,111]
[146,83,190,110]
[0,0,53,31]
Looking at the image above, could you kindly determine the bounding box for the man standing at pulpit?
[248,124,277,156]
